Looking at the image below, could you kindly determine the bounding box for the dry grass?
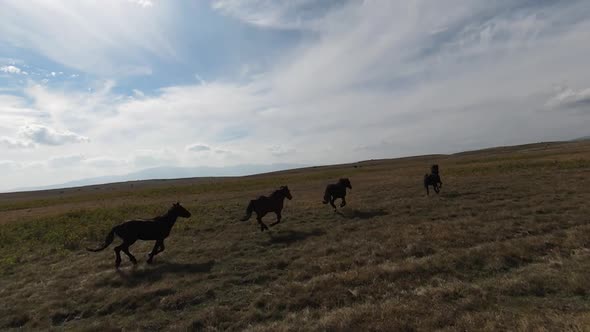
[1,141,590,331]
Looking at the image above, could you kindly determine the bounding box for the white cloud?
[128,0,153,8]
[18,124,89,146]
[0,137,35,149]
[0,65,24,74]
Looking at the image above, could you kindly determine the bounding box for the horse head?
[280,186,293,200]
[339,178,352,189]
[171,202,192,218]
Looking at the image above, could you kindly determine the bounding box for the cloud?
[133,149,177,168]
[128,0,153,8]
[48,155,86,168]
[132,89,145,98]
[18,124,89,146]
[547,86,590,110]
[0,65,25,74]
[84,157,127,168]
[186,143,211,152]
[0,0,176,76]
[212,0,346,30]
[0,137,35,149]
[0,160,20,172]
[268,145,296,157]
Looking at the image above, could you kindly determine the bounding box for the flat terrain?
[1,141,590,331]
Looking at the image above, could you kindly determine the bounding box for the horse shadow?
[96,260,215,288]
[440,190,477,199]
[335,208,389,220]
[267,229,326,245]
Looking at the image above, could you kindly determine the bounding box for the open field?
[1,141,590,331]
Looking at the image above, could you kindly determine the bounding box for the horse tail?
[86,227,116,252]
[322,186,330,204]
[240,200,255,221]
[424,174,429,187]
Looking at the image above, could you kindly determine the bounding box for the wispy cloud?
[211,0,345,30]
[0,0,175,76]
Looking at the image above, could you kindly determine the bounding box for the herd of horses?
[87,165,443,268]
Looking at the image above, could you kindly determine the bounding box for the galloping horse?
[240,186,292,232]
[323,178,352,210]
[87,202,191,268]
[424,164,443,195]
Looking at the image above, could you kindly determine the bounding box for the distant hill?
[573,136,590,142]
[11,163,306,192]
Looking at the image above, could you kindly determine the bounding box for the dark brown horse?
[87,202,191,268]
[323,178,352,210]
[240,186,292,232]
[424,164,443,195]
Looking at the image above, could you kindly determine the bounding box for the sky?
[1,0,590,192]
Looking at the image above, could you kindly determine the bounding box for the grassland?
[1,141,590,331]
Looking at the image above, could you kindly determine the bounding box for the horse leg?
[434,185,440,194]
[257,217,269,232]
[114,244,123,269]
[426,185,430,196]
[156,241,165,254]
[147,239,163,264]
[121,241,137,265]
[340,197,347,207]
[330,197,337,210]
[270,212,281,227]
[122,248,137,265]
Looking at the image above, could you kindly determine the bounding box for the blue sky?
[1,0,590,191]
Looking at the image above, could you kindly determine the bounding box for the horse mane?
[158,203,183,221]
[270,187,287,198]
[337,178,351,187]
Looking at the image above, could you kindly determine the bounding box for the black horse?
[323,178,352,210]
[87,202,191,268]
[240,186,292,232]
[424,164,443,195]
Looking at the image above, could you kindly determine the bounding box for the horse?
[87,202,192,268]
[424,164,443,195]
[323,178,352,210]
[240,186,292,232]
